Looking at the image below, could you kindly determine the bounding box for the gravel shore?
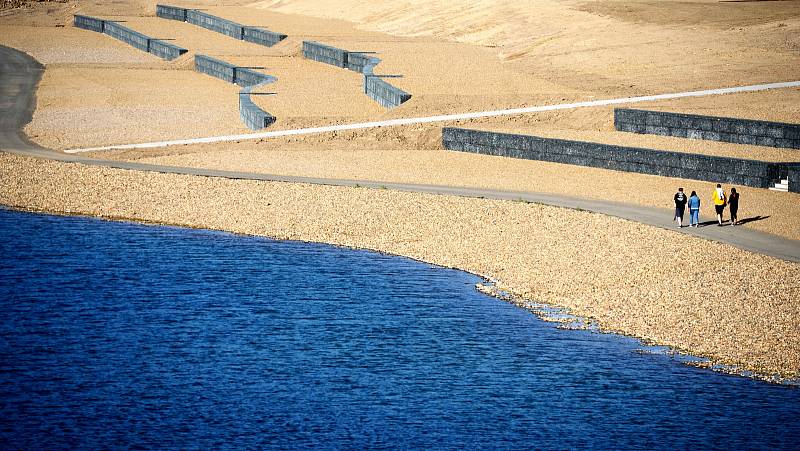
[2,152,798,379]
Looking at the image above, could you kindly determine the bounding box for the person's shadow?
[695,215,769,227]
[735,215,770,225]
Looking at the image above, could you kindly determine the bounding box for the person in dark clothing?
[729,187,740,226]
[674,187,687,228]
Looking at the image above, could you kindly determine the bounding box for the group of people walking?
[673,184,740,228]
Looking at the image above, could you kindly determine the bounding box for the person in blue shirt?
[688,190,701,228]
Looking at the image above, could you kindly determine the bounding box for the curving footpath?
[1,45,799,263]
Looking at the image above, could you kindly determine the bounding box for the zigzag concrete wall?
[73,15,188,61]
[156,4,286,47]
[442,127,796,189]
[194,54,276,130]
[302,41,411,108]
[615,109,800,150]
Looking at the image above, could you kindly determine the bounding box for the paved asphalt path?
[2,45,798,262]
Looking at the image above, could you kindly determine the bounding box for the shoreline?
[1,0,799,385]
[3,201,797,386]
[2,152,798,380]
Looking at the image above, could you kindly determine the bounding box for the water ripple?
[0,208,798,449]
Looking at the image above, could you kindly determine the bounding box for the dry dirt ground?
[1,0,799,378]
[2,0,799,150]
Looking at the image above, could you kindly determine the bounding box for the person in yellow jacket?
[712,183,726,226]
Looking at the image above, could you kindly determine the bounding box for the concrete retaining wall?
[234,67,276,87]
[74,15,187,61]
[155,4,187,21]
[156,5,285,47]
[365,75,411,108]
[442,127,795,189]
[194,54,276,130]
[347,52,380,74]
[303,41,411,108]
[187,9,243,40]
[194,55,275,86]
[147,39,188,60]
[789,165,800,193]
[74,14,105,32]
[242,27,287,47]
[104,21,151,52]
[194,54,236,83]
[240,84,276,131]
[615,108,800,150]
[302,41,348,68]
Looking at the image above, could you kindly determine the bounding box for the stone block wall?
[615,109,800,150]
[155,4,187,21]
[73,15,187,61]
[234,67,276,87]
[788,165,800,193]
[347,52,380,74]
[365,75,411,108]
[442,128,795,189]
[148,39,188,60]
[104,21,151,52]
[157,5,285,47]
[194,54,276,130]
[194,54,236,83]
[242,27,287,47]
[187,9,243,40]
[302,41,348,68]
[240,84,276,131]
[194,55,275,86]
[74,14,105,32]
[303,41,411,108]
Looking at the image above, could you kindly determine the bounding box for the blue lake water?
[0,208,798,449]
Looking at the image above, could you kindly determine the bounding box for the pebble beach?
[1,152,798,379]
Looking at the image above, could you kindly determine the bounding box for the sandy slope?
[252,0,800,91]
[3,0,798,149]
